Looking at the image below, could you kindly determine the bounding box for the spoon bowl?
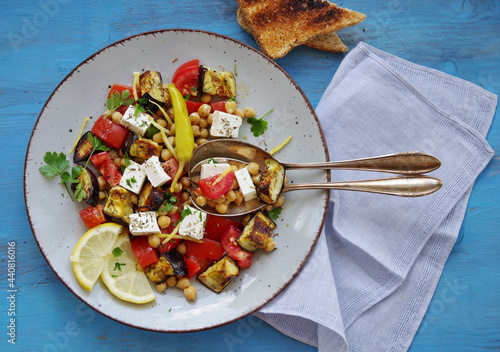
[187,140,443,216]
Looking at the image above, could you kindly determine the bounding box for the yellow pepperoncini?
[167,83,194,193]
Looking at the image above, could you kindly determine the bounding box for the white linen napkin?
[255,42,497,352]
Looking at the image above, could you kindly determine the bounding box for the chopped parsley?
[160,193,178,212]
[113,262,126,271]
[126,176,137,188]
[39,152,86,201]
[112,247,123,257]
[106,90,134,112]
[247,108,274,137]
[265,207,282,220]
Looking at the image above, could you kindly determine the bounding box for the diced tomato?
[131,236,159,268]
[183,255,212,279]
[204,214,243,241]
[185,100,203,115]
[107,83,133,99]
[91,115,129,149]
[210,100,227,113]
[184,238,225,261]
[90,151,122,187]
[172,59,200,96]
[198,172,235,200]
[161,157,183,180]
[79,205,106,229]
[221,225,253,269]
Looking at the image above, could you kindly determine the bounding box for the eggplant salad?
[39,59,285,303]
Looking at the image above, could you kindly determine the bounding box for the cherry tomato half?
[172,59,200,96]
[198,172,235,200]
[204,214,243,241]
[221,225,253,269]
[184,238,225,261]
[107,83,133,99]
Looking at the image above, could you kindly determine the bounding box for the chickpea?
[111,111,123,124]
[156,282,167,293]
[264,238,276,252]
[263,205,273,212]
[200,94,212,104]
[234,191,244,206]
[157,215,171,228]
[176,242,186,256]
[234,108,244,118]
[230,178,239,190]
[157,118,167,128]
[161,149,173,161]
[199,128,209,138]
[97,176,107,191]
[167,206,179,216]
[98,191,107,200]
[172,182,183,193]
[181,191,190,202]
[189,112,201,125]
[184,285,197,301]
[207,199,217,208]
[197,138,209,145]
[170,123,176,135]
[246,162,260,176]
[192,125,201,137]
[225,190,237,202]
[180,176,191,189]
[166,276,177,287]
[176,277,191,290]
[274,195,285,208]
[152,132,163,144]
[225,100,237,114]
[167,107,175,119]
[198,104,211,118]
[196,194,207,205]
[113,158,122,167]
[215,203,228,214]
[244,107,256,118]
[206,114,213,125]
[213,195,226,204]
[199,117,208,128]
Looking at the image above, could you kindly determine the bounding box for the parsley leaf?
[106,90,134,112]
[39,152,70,178]
[88,134,109,153]
[247,108,274,137]
[160,193,178,212]
[265,207,282,220]
[113,262,126,271]
[112,247,123,257]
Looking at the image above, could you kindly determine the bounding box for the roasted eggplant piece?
[237,211,276,252]
[137,182,166,212]
[199,65,236,99]
[72,165,99,207]
[138,71,170,111]
[73,131,96,163]
[145,251,187,284]
[256,158,285,205]
[123,134,162,161]
[103,186,134,224]
[197,255,239,293]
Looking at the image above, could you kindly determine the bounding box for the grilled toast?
[236,0,365,59]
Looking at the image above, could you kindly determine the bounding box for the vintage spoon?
[187,140,443,216]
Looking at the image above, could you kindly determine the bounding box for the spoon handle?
[281,152,441,175]
[281,176,442,197]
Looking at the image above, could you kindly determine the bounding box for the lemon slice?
[101,233,156,304]
[71,222,123,291]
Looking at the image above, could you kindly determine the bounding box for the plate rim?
[23,28,331,333]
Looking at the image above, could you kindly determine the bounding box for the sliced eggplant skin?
[199,65,236,99]
[103,185,134,224]
[137,182,166,212]
[197,255,239,293]
[138,71,170,109]
[72,165,99,207]
[145,255,174,284]
[73,131,96,163]
[237,211,276,252]
[162,251,187,276]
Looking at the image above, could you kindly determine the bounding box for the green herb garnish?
[247,108,274,137]
[112,247,123,257]
[113,262,126,271]
[160,193,178,212]
[265,207,282,220]
[106,90,134,112]
[39,152,85,201]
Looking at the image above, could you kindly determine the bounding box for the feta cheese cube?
[129,211,161,236]
[234,167,257,201]
[200,162,230,180]
[120,105,151,137]
[143,155,171,187]
[178,205,207,240]
[209,110,242,138]
[119,160,146,194]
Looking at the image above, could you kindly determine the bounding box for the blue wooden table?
[1,1,499,351]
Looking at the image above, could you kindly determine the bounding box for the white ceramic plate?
[24,29,329,332]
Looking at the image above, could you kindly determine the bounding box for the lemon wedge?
[101,233,156,304]
[71,222,123,291]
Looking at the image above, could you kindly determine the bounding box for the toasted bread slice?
[238,8,348,53]
[237,0,365,59]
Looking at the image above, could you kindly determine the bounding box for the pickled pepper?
[167,83,194,192]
